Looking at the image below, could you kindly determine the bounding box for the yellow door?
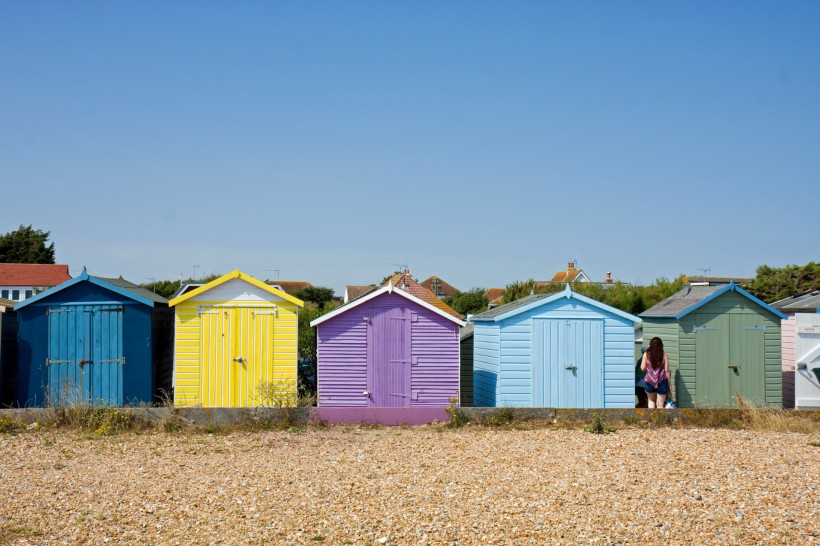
[199,306,276,407]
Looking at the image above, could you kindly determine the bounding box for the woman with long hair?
[641,337,670,408]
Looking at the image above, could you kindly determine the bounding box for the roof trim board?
[13,270,157,310]
[311,282,466,327]
[640,281,787,320]
[471,284,641,324]
[169,270,304,307]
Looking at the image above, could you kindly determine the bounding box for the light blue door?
[533,319,604,408]
[47,305,124,406]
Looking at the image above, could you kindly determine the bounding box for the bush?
[0,413,20,433]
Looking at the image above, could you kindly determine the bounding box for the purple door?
[367,306,411,407]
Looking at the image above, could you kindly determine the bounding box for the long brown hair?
[648,337,664,370]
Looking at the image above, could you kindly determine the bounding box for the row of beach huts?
[1,265,819,411]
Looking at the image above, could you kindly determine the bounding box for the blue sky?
[2,2,818,295]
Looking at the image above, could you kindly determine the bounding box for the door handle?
[565,364,577,372]
[233,357,246,364]
[362,391,371,397]
[727,364,739,371]
[79,360,92,367]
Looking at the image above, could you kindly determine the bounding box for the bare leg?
[657,393,668,408]
[647,392,657,409]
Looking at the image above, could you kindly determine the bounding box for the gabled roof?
[548,269,590,283]
[771,290,820,314]
[639,282,787,320]
[460,322,474,341]
[311,283,466,327]
[266,280,312,294]
[384,270,463,319]
[0,263,71,286]
[471,284,640,324]
[14,269,164,310]
[345,285,378,303]
[420,276,460,298]
[169,270,303,307]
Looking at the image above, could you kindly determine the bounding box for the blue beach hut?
[470,285,641,408]
[13,270,173,407]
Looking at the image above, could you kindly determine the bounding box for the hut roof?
[14,269,164,310]
[311,283,466,328]
[471,284,640,324]
[169,270,304,307]
[771,290,820,314]
[639,282,787,320]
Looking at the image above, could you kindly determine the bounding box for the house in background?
[772,290,820,408]
[384,270,462,319]
[545,261,592,284]
[640,282,785,408]
[170,270,303,408]
[420,276,460,299]
[344,285,377,304]
[471,285,640,408]
[0,263,71,302]
[266,280,312,294]
[14,270,173,407]
[485,288,505,308]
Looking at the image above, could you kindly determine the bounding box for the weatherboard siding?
[781,316,795,408]
[315,292,460,407]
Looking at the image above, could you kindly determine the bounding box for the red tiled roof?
[420,276,460,298]
[384,271,463,319]
[0,263,71,287]
[485,288,505,305]
[266,280,312,294]
[549,269,584,283]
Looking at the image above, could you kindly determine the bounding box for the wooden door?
[200,306,276,407]
[367,306,411,407]
[47,305,123,406]
[694,313,731,406]
[533,319,603,408]
[728,314,766,405]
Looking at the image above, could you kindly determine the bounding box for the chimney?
[605,272,612,284]
[567,261,575,270]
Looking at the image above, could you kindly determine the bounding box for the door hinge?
[692,325,719,332]
[742,325,767,332]
[99,357,125,364]
[45,359,72,365]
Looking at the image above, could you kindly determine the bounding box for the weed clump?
[480,407,516,427]
[0,413,20,433]
[584,413,614,434]
[445,396,467,428]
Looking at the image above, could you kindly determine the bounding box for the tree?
[746,262,820,302]
[444,289,490,316]
[292,286,335,310]
[0,225,55,263]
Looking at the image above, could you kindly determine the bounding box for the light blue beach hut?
[471,285,641,408]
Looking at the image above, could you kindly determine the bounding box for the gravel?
[1,426,818,544]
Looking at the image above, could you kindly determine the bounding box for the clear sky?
[2,2,818,295]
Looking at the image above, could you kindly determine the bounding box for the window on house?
[1,290,8,299]
[25,290,33,299]
[11,290,20,300]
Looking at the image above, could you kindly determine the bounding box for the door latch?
[233,357,246,364]
[727,364,739,371]
[79,360,92,367]
[565,364,577,372]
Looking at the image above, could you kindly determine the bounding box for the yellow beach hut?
[169,270,303,407]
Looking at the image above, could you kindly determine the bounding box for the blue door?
[533,319,603,408]
[47,305,124,406]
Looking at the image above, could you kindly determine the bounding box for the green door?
[694,313,767,407]
[728,314,766,405]
[695,314,731,406]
